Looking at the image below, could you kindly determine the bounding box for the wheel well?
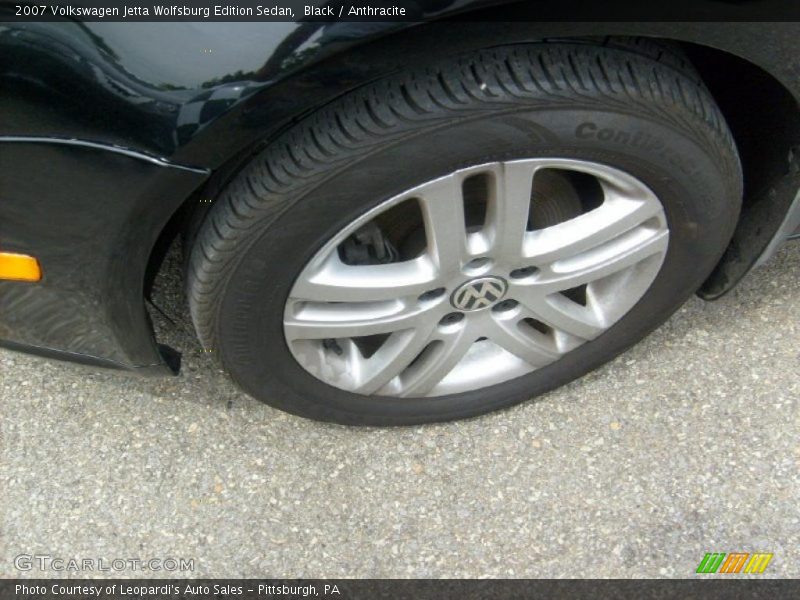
[678,41,800,297]
[145,33,800,331]
[681,41,800,213]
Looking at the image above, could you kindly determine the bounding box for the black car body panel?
[1,12,799,373]
[0,139,206,372]
[4,20,800,165]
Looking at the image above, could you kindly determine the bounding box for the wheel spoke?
[417,174,468,276]
[397,326,474,396]
[291,253,440,302]
[537,227,668,293]
[353,326,437,395]
[523,195,663,265]
[511,282,606,339]
[284,300,442,340]
[486,162,535,259]
[529,293,605,340]
[489,310,561,367]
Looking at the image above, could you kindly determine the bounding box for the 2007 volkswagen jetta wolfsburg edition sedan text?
[2,14,799,424]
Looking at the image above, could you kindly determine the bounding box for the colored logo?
[696,552,773,574]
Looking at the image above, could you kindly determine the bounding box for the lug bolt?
[418,287,446,303]
[492,299,519,312]
[465,256,492,271]
[439,312,464,326]
[510,266,539,279]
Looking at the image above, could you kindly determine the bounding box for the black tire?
[187,41,742,425]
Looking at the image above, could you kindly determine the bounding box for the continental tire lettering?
[574,123,702,184]
[575,122,597,139]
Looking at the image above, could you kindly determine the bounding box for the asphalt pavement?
[1,241,798,578]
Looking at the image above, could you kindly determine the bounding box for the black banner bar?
[5,0,800,22]
[2,580,800,600]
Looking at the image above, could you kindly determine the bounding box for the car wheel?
[187,41,742,425]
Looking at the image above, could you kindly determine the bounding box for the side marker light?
[0,252,42,282]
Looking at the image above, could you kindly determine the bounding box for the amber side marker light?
[0,252,42,282]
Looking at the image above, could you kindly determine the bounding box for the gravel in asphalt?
[1,241,798,578]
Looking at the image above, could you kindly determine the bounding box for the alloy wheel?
[283,159,669,398]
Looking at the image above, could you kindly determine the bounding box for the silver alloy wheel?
[283,159,669,398]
